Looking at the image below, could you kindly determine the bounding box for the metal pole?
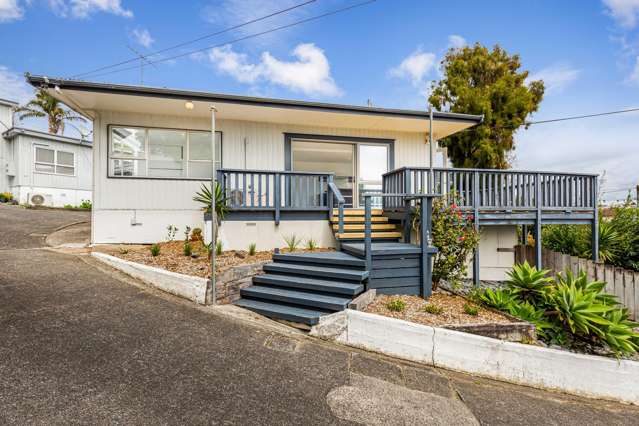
[210,106,217,304]
[428,107,434,193]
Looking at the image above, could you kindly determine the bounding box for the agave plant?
[477,288,516,311]
[506,261,553,303]
[194,182,228,219]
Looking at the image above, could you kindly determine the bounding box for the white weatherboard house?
[0,98,92,207]
[26,76,599,285]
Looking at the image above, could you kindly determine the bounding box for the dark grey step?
[263,263,369,282]
[254,274,364,296]
[234,298,327,325]
[273,251,365,268]
[241,285,351,311]
[341,242,424,257]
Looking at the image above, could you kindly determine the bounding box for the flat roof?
[3,127,92,147]
[25,74,483,137]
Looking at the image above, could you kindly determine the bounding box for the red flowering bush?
[413,196,480,290]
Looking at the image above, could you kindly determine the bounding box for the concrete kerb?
[311,309,639,405]
[91,252,212,305]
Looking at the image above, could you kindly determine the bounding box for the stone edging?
[310,309,639,405]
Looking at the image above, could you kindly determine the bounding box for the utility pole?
[126,45,157,85]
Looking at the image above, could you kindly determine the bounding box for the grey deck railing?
[217,168,344,225]
[382,167,598,212]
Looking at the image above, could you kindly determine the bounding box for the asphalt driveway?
[0,206,638,424]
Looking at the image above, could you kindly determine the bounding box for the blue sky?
[1,0,638,201]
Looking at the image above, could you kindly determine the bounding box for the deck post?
[327,175,334,221]
[535,173,542,269]
[364,196,372,274]
[421,196,433,298]
[472,171,480,286]
[274,173,281,226]
[591,176,599,262]
[403,197,412,243]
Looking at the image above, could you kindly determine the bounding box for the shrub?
[386,299,406,312]
[118,247,128,255]
[0,192,13,202]
[166,225,178,241]
[477,263,639,356]
[183,242,192,257]
[283,234,301,252]
[78,199,92,209]
[463,303,479,316]
[150,243,161,257]
[215,240,223,256]
[191,228,203,242]
[63,204,74,209]
[248,243,257,256]
[423,304,443,315]
[306,238,318,251]
[414,196,480,289]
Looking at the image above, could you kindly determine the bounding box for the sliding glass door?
[357,144,389,208]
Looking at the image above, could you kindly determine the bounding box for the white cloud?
[207,43,342,97]
[0,65,33,105]
[448,34,467,49]
[388,48,436,87]
[49,0,132,19]
[627,55,639,84]
[0,0,24,22]
[132,28,154,48]
[603,0,639,28]
[528,64,580,94]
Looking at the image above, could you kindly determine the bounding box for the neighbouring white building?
[0,98,92,207]
[23,76,542,282]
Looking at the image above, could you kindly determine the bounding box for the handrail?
[219,168,333,176]
[382,166,598,178]
[327,180,345,235]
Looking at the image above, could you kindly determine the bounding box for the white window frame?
[108,125,222,180]
[33,145,76,177]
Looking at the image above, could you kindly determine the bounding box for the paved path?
[1,206,638,424]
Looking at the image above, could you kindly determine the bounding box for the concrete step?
[253,273,364,296]
[263,263,369,282]
[235,298,327,326]
[241,285,351,311]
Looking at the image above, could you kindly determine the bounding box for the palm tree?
[15,89,87,135]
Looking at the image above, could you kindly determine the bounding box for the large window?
[34,146,75,176]
[109,126,222,179]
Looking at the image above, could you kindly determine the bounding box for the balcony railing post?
[472,171,480,286]
[364,195,372,274]
[274,172,281,226]
[535,173,542,269]
[591,176,599,262]
[328,175,334,221]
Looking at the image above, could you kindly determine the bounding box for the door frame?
[284,133,395,208]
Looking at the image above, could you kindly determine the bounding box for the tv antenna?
[126,45,158,85]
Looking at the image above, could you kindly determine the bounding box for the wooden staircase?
[330,208,402,241]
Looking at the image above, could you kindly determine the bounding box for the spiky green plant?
[477,288,516,311]
[248,243,257,256]
[386,299,406,312]
[306,238,318,251]
[150,243,161,257]
[506,261,553,303]
[215,240,223,256]
[283,234,301,252]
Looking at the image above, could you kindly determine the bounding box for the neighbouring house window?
[109,126,222,179]
[34,146,75,176]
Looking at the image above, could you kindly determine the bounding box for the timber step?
[253,274,364,296]
[336,231,402,240]
[330,216,389,223]
[331,223,397,231]
[273,251,366,268]
[241,286,351,311]
[235,299,329,326]
[263,263,369,281]
[332,208,384,216]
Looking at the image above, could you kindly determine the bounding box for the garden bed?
[365,292,513,327]
[93,241,331,278]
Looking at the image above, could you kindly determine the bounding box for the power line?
[72,0,317,79]
[79,0,377,80]
[527,107,639,125]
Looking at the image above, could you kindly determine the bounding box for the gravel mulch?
[93,240,331,278]
[364,292,513,327]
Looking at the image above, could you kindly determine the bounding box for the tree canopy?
[15,89,87,135]
[429,43,545,169]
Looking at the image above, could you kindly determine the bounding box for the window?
[109,126,222,179]
[34,146,75,176]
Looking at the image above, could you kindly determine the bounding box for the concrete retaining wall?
[311,309,639,405]
[92,252,212,304]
